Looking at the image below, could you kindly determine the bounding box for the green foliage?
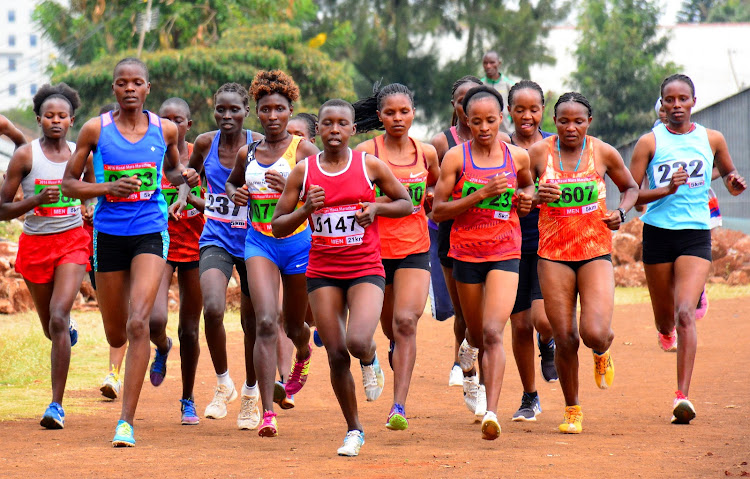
[570,0,677,145]
[678,0,750,22]
[677,0,717,22]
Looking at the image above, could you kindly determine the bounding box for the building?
[0,2,58,111]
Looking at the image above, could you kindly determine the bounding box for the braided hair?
[462,85,504,115]
[554,92,592,117]
[352,82,414,133]
[660,73,695,97]
[214,82,249,108]
[450,76,483,126]
[289,113,317,140]
[508,80,545,107]
[32,83,80,116]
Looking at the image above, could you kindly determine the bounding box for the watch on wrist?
[617,207,626,223]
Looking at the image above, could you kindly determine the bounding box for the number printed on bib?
[310,204,365,247]
[104,162,158,202]
[33,179,81,217]
[653,158,706,189]
[161,178,201,218]
[204,192,247,228]
[546,177,599,217]
[250,193,278,232]
[461,180,514,220]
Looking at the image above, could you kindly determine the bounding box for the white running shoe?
[463,374,479,413]
[449,364,463,387]
[100,371,121,400]
[204,384,238,419]
[236,393,260,430]
[337,430,365,457]
[458,339,478,372]
[360,353,385,402]
[475,384,487,421]
[481,411,501,440]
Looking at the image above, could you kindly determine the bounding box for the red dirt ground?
[1,297,748,478]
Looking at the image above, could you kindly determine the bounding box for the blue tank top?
[93,111,168,235]
[199,130,252,258]
[641,123,713,230]
[516,130,553,253]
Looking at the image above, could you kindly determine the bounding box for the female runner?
[353,83,439,430]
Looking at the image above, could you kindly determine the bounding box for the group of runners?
[0,56,745,456]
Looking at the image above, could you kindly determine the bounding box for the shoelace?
[116,422,133,436]
[362,364,378,388]
[343,430,362,445]
[210,386,231,406]
[289,356,309,383]
[675,390,687,400]
[595,355,609,375]
[180,399,196,416]
[520,394,535,410]
[239,395,257,416]
[565,407,582,422]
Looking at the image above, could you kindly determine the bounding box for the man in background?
[481,51,515,135]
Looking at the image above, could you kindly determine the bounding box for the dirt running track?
[1,297,749,478]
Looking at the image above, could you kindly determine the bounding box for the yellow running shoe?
[559,405,583,434]
[593,350,614,389]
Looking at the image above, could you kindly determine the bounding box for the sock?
[593,350,605,356]
[242,381,258,396]
[217,371,233,389]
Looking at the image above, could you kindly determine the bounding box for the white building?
[0,1,58,111]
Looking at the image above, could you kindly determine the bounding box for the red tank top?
[303,149,384,279]
[449,140,521,263]
[373,135,430,259]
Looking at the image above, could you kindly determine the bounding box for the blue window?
[8,58,15,71]
[30,34,37,47]
[9,84,16,96]
[8,10,15,23]
[8,35,15,47]
[30,84,37,95]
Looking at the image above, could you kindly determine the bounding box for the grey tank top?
[20,139,83,235]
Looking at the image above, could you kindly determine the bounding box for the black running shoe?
[538,333,558,382]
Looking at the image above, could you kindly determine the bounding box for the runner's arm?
[365,154,411,219]
[0,114,27,149]
[710,129,746,196]
[601,141,639,224]
[62,118,117,200]
[630,133,686,206]
[225,145,249,206]
[0,145,44,220]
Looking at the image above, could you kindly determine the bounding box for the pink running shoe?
[285,347,312,396]
[695,288,709,321]
[258,410,278,437]
[658,329,677,352]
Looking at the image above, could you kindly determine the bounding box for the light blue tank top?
[641,123,713,230]
[198,130,252,258]
[93,111,168,235]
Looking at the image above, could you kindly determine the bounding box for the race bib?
[310,204,364,247]
[461,180,514,221]
[652,158,707,189]
[161,177,202,219]
[546,177,599,217]
[204,192,247,228]
[375,177,427,214]
[250,192,279,232]
[33,179,81,217]
[104,162,158,202]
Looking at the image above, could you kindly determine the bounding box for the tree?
[676,0,717,22]
[677,0,750,22]
[570,0,677,145]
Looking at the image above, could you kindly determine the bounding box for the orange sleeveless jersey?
[449,140,521,263]
[537,135,611,261]
[373,135,430,259]
[162,143,204,263]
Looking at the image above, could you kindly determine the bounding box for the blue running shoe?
[40,402,64,429]
[313,328,323,347]
[112,420,135,447]
[180,398,200,425]
[69,318,78,347]
[385,403,408,430]
[149,337,172,387]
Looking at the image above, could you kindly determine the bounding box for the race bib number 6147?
[310,204,364,247]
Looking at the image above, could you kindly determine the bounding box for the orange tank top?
[538,135,611,261]
[162,143,204,262]
[449,140,521,263]
[373,135,430,259]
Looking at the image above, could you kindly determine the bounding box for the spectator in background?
[481,51,515,135]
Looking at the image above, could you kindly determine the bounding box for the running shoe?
[463,374,479,413]
[100,371,121,400]
[68,318,78,347]
[387,340,395,370]
[285,347,312,396]
[237,392,260,430]
[475,384,487,420]
[258,410,278,437]
[538,333,558,382]
[448,363,463,387]
[593,350,614,389]
[112,420,135,447]
[481,411,501,440]
[559,405,583,434]
[313,328,323,347]
[360,353,385,401]
[40,402,65,429]
[149,337,172,387]
[274,381,295,410]
[204,384,238,419]
[385,403,408,430]
[658,329,678,352]
[180,398,199,425]
[512,392,542,422]
[337,430,365,457]
[671,390,696,424]
[695,289,709,321]
[458,339,478,372]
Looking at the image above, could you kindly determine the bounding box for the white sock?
[217,371,233,389]
[242,381,258,396]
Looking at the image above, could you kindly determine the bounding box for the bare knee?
[393,311,418,339]
[675,304,695,330]
[554,330,580,351]
[126,317,149,340]
[255,312,279,340]
[327,347,351,371]
[178,322,200,347]
[203,299,225,329]
[346,336,373,360]
[580,321,613,350]
[48,309,69,339]
[482,325,504,348]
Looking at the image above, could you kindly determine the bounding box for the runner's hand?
[182,168,200,188]
[82,204,95,225]
[602,210,622,231]
[355,202,377,227]
[168,199,185,221]
[424,186,434,214]
[667,166,688,194]
[304,185,325,212]
[481,175,508,199]
[725,172,747,196]
[36,186,59,205]
[232,185,249,207]
[537,182,561,203]
[517,191,532,216]
[265,170,286,193]
[107,176,141,198]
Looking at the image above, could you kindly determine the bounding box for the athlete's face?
[159,104,191,143]
[377,93,414,137]
[214,91,248,133]
[553,101,591,148]
[257,93,292,137]
[38,98,73,140]
[287,118,312,142]
[661,80,695,125]
[112,64,150,111]
[509,88,544,139]
[466,96,502,145]
[482,54,500,79]
[452,82,480,127]
[318,106,355,150]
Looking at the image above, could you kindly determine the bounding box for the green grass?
[615,284,750,305]
[0,219,23,243]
